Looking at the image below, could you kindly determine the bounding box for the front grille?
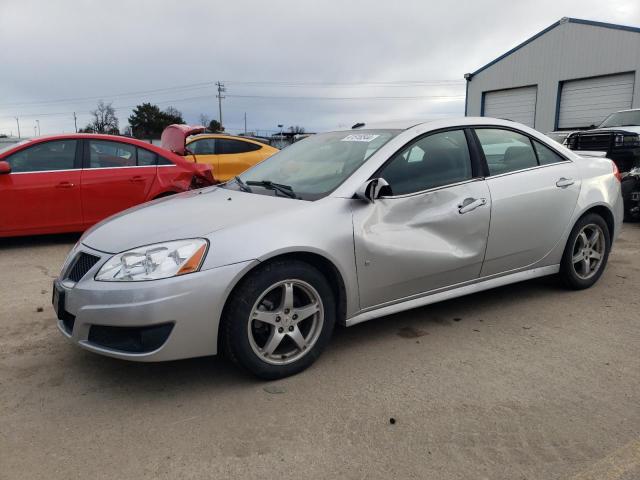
[569,133,612,152]
[66,252,101,282]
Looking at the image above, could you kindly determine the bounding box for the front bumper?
[54,245,257,361]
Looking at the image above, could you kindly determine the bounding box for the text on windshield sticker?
[341,134,380,142]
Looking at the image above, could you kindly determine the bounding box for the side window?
[218,139,261,154]
[379,130,472,196]
[137,148,157,166]
[157,156,173,166]
[533,140,565,165]
[88,140,136,168]
[6,140,77,173]
[189,139,216,154]
[475,129,537,175]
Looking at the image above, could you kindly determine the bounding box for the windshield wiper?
[246,180,298,199]
[233,176,252,193]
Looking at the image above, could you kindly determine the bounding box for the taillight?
[612,161,622,182]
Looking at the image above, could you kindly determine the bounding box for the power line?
[226,94,465,100]
[0,79,463,109]
[223,80,465,86]
[0,92,464,121]
[0,82,214,109]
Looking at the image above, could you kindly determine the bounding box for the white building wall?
[465,19,640,132]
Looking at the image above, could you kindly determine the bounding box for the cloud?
[0,0,638,135]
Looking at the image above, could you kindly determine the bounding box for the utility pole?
[36,119,40,136]
[73,112,78,133]
[15,117,20,139]
[244,112,247,135]
[216,81,226,129]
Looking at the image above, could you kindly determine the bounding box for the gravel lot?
[1,226,639,480]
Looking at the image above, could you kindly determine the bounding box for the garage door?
[483,86,537,128]
[558,73,635,129]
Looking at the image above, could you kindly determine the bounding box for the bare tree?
[164,106,183,122]
[84,100,119,134]
[289,125,306,134]
[199,114,211,127]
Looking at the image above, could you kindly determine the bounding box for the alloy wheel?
[247,279,324,365]
[571,223,605,280]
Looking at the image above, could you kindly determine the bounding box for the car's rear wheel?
[221,260,335,379]
[559,213,611,289]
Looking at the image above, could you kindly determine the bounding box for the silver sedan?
[53,117,623,378]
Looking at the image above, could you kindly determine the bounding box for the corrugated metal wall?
[465,20,640,132]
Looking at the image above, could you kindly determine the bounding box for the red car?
[0,134,214,237]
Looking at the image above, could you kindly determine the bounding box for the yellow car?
[185,134,278,182]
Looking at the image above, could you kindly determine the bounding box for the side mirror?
[0,161,11,174]
[354,178,389,203]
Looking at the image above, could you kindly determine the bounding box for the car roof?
[330,116,528,132]
[0,133,183,161]
[188,133,263,142]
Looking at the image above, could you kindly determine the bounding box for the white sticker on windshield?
[341,134,380,142]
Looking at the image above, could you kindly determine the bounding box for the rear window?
[88,140,136,168]
[475,129,537,175]
[218,139,261,154]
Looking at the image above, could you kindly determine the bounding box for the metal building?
[464,17,640,133]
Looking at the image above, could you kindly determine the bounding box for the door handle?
[129,175,145,183]
[458,197,487,214]
[556,177,575,188]
[55,181,75,188]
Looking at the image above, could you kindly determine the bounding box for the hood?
[575,126,640,135]
[81,187,300,253]
[160,124,206,155]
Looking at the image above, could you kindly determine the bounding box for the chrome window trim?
[10,168,82,175]
[378,177,485,200]
[8,164,176,174]
[483,159,572,180]
[84,165,158,170]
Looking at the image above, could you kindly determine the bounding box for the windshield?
[599,111,640,128]
[236,129,400,200]
[0,139,29,155]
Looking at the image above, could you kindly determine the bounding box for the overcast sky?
[1,0,639,137]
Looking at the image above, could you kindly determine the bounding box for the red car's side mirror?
[0,160,11,174]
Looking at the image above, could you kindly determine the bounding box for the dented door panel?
[352,180,491,309]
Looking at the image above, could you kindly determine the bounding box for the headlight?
[624,134,640,147]
[614,133,625,147]
[95,239,208,281]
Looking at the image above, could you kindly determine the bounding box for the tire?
[559,213,611,290]
[220,259,336,379]
[621,176,639,222]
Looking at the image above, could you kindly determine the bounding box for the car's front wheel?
[559,213,611,289]
[221,259,335,379]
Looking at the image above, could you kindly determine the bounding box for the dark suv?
[565,109,640,220]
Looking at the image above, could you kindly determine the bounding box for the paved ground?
[1,226,639,480]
